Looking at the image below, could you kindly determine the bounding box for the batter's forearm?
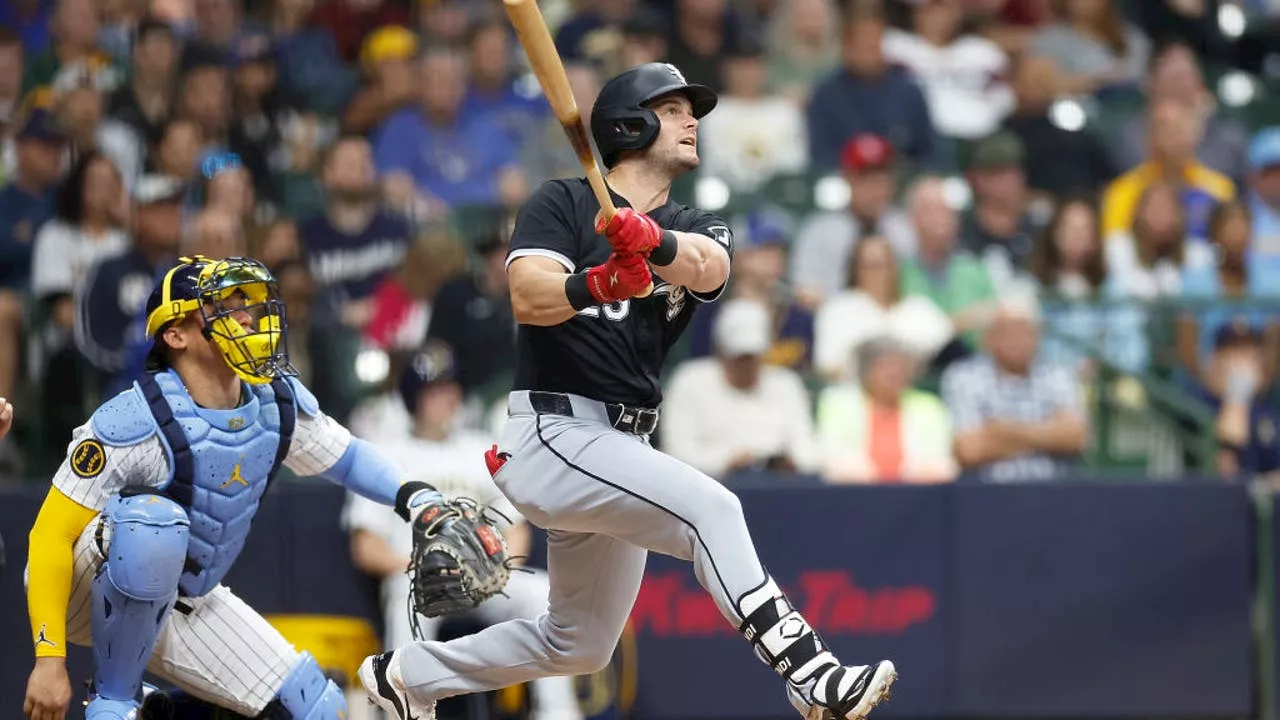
[509,256,583,326]
[27,488,99,657]
[510,271,579,326]
[649,231,729,294]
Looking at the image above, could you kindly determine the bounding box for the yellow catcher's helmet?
[144,255,297,384]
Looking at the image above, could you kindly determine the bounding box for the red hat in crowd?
[840,133,894,174]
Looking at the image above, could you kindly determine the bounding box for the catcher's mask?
[144,255,297,384]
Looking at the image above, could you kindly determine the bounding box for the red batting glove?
[585,252,653,303]
[594,207,663,256]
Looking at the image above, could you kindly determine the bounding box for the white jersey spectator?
[662,299,819,479]
[813,235,952,381]
[882,0,1014,140]
[699,39,807,192]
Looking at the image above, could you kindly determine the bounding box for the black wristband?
[648,230,678,266]
[565,272,595,311]
[395,481,436,522]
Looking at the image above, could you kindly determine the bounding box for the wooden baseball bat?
[502,0,653,298]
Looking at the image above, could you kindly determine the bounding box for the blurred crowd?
[2,0,1280,486]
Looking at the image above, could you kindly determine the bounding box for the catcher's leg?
[145,583,344,718]
[84,494,190,719]
[364,529,647,713]
[500,408,896,720]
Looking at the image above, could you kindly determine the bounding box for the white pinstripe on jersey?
[65,520,298,715]
[53,402,353,512]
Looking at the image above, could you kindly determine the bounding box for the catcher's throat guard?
[408,497,512,635]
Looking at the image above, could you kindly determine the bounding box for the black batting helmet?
[398,341,458,413]
[590,62,717,168]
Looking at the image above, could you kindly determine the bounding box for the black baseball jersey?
[507,178,733,407]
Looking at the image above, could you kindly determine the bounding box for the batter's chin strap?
[737,576,837,685]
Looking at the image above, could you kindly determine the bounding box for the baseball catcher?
[21,255,492,720]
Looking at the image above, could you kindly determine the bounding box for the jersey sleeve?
[52,422,169,512]
[682,210,734,303]
[283,403,354,477]
[506,180,580,274]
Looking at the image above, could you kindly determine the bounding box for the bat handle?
[636,282,654,299]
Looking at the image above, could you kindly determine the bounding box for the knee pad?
[92,493,190,702]
[101,493,190,600]
[273,652,347,719]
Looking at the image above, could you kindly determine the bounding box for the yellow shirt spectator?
[1102,160,1234,240]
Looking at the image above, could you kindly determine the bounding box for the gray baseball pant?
[397,390,811,702]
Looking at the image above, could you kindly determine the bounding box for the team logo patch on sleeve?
[71,439,107,479]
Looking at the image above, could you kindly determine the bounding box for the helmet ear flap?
[594,106,662,168]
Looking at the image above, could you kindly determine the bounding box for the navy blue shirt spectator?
[76,175,185,391]
[300,210,411,302]
[1194,322,1280,476]
[372,47,520,209]
[685,209,814,370]
[0,108,65,290]
[300,135,410,307]
[425,233,515,397]
[806,11,942,172]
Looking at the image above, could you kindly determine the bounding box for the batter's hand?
[24,657,71,720]
[0,397,13,440]
[595,207,663,256]
[585,252,653,304]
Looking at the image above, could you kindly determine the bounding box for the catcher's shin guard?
[92,494,190,704]
[271,652,347,719]
[85,697,141,719]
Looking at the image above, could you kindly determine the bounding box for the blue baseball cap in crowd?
[16,108,66,144]
[738,207,794,248]
[230,32,276,67]
[1248,127,1280,171]
[1213,319,1262,349]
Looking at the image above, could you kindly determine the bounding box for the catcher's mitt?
[407,497,511,630]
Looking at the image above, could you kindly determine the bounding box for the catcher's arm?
[27,487,97,658]
[282,378,443,516]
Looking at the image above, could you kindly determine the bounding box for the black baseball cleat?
[786,660,897,720]
[358,650,437,720]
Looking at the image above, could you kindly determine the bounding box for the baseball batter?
[359,62,897,720]
[23,255,448,720]
[344,342,581,720]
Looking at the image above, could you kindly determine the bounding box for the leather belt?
[528,391,660,436]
